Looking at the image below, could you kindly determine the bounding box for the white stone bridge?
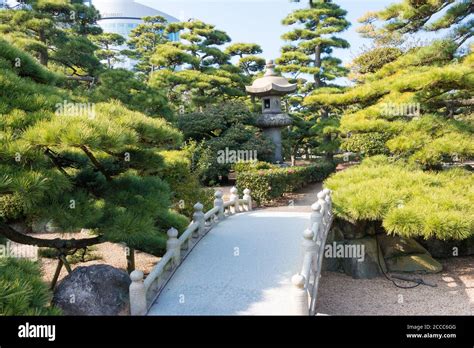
[129,187,333,316]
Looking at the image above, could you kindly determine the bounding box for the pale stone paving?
[148,211,310,315]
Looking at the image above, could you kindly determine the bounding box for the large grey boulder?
[322,228,344,272]
[378,234,443,273]
[378,234,429,258]
[341,237,387,279]
[385,254,442,273]
[324,218,448,277]
[52,265,131,315]
[418,236,474,258]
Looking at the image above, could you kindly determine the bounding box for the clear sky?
[140,0,397,66]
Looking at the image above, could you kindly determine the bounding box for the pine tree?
[149,19,249,109]
[358,0,473,46]
[277,0,350,161]
[311,0,474,241]
[0,40,189,273]
[278,0,350,87]
[224,43,266,76]
[126,15,170,77]
[306,1,474,168]
[90,33,125,69]
[0,0,102,77]
[90,69,172,120]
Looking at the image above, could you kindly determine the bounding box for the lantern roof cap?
[246,59,297,97]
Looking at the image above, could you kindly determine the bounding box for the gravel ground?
[316,257,474,315]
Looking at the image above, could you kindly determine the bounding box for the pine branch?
[0,222,104,250]
[44,148,71,179]
[79,145,112,182]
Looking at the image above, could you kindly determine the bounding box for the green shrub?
[0,258,61,315]
[0,194,26,222]
[38,246,101,264]
[340,132,391,156]
[182,125,275,185]
[325,156,474,240]
[333,152,360,164]
[156,209,190,235]
[159,150,214,218]
[233,161,278,172]
[236,161,336,205]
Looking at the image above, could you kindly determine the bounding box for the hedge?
[236,161,336,205]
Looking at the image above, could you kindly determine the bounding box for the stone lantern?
[246,59,297,163]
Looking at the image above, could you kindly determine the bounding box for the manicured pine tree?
[149,19,249,109]
[0,40,188,276]
[0,0,102,77]
[89,33,126,69]
[312,1,474,243]
[358,0,473,46]
[306,1,474,168]
[224,43,266,76]
[126,15,170,77]
[277,0,350,161]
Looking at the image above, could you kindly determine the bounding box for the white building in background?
[85,0,180,68]
[86,0,179,40]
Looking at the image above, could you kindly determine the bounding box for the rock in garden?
[341,236,387,279]
[322,229,344,272]
[377,234,429,259]
[52,265,131,315]
[385,253,442,273]
[418,236,474,258]
[332,218,380,240]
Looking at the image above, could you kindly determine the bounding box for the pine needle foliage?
[0,258,61,315]
[326,156,473,240]
[0,40,190,254]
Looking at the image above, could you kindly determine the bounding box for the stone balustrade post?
[323,188,332,213]
[229,187,240,214]
[310,202,323,235]
[167,227,180,267]
[214,190,225,221]
[243,188,253,211]
[302,228,316,254]
[291,274,309,315]
[317,191,328,226]
[193,202,205,236]
[129,270,147,316]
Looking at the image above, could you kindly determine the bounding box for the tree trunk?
[314,44,322,88]
[38,29,49,66]
[126,247,136,274]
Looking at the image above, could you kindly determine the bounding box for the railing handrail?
[129,187,253,315]
[144,249,174,291]
[292,188,333,316]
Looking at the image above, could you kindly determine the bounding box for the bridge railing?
[129,187,253,315]
[292,189,333,316]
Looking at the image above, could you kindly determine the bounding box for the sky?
[140,0,398,67]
